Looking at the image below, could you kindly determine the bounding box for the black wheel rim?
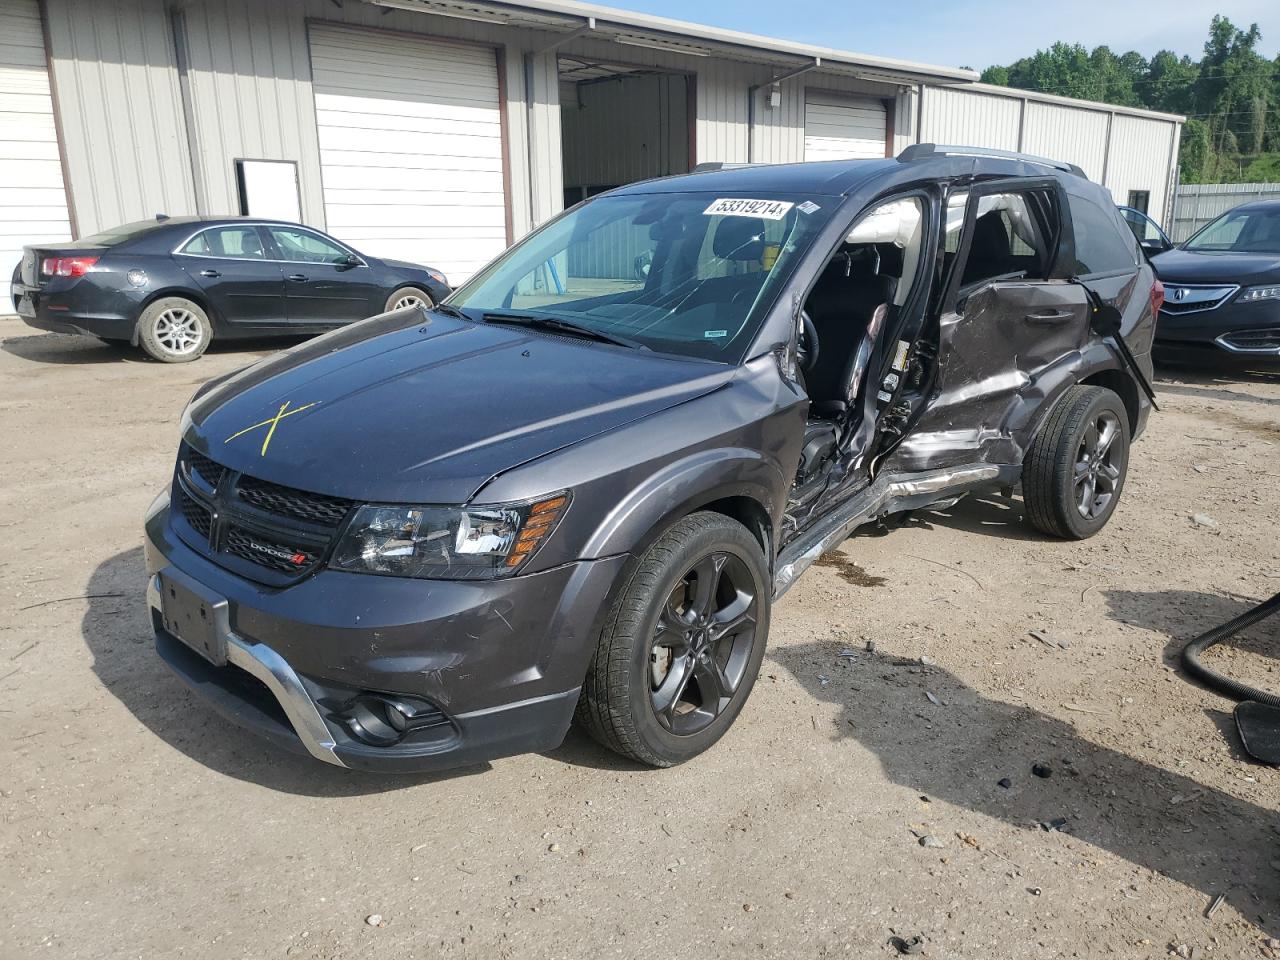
[1074,410,1123,520]
[649,551,758,736]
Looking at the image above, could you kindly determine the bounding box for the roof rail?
[897,143,1086,178]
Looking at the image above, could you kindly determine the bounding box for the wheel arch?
[131,287,220,344]
[1079,367,1140,437]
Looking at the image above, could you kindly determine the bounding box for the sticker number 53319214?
[703,198,795,220]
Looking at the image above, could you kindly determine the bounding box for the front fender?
[581,447,786,562]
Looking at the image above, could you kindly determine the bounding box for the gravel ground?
[1,318,1278,960]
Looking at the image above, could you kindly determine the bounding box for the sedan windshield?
[448,192,836,361]
[1184,206,1280,254]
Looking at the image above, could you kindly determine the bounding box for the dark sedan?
[10,217,451,362]
[1150,199,1280,365]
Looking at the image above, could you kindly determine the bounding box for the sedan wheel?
[1073,410,1123,520]
[137,297,212,363]
[385,286,434,313]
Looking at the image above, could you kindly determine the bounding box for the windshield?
[448,192,836,361]
[1184,206,1280,254]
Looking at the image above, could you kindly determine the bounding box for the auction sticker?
[703,198,794,220]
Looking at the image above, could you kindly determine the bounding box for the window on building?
[267,227,351,264]
[181,226,268,260]
[1127,190,1150,215]
[1068,192,1140,276]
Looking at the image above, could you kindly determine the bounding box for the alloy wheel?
[392,293,426,310]
[649,552,758,736]
[153,308,203,356]
[1074,410,1122,520]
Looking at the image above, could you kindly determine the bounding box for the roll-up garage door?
[803,93,888,162]
[0,0,72,288]
[308,24,508,285]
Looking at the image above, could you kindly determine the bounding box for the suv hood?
[1152,248,1280,284]
[185,311,732,504]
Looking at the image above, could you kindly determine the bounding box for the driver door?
[896,178,1090,470]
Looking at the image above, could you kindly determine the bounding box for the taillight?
[43,256,99,278]
[1150,278,1165,316]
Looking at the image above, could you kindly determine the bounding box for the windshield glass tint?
[1185,207,1280,254]
[449,193,835,360]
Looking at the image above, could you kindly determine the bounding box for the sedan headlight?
[425,268,449,288]
[331,494,568,579]
[1239,284,1280,303]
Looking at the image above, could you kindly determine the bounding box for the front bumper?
[144,494,627,772]
[1155,296,1280,364]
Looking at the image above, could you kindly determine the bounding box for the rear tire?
[384,286,433,313]
[577,512,770,767]
[1023,385,1130,539]
[137,297,212,363]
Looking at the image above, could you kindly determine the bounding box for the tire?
[1023,385,1130,540]
[137,297,212,362]
[384,286,434,313]
[577,511,771,767]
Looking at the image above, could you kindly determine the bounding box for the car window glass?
[1068,193,1140,276]
[449,192,837,362]
[267,227,349,264]
[1185,208,1280,254]
[959,192,1050,288]
[1122,208,1163,243]
[181,226,268,260]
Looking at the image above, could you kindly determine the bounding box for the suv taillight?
[1150,278,1165,316]
[41,256,99,278]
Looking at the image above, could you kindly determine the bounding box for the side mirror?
[343,253,362,267]
[1139,237,1171,259]
[1089,301,1124,337]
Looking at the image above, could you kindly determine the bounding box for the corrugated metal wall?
[1170,182,1280,241]
[919,86,1020,150]
[1022,100,1108,181]
[1103,112,1177,224]
[43,0,196,235]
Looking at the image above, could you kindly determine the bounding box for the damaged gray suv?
[144,145,1159,772]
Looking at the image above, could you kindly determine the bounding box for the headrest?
[712,217,766,261]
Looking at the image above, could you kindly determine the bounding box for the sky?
[603,1,1279,70]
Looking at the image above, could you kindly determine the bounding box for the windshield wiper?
[430,302,469,320]
[482,312,648,350]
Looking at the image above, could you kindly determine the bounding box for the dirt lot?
[1,317,1279,960]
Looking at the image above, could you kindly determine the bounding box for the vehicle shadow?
[82,547,490,795]
[1102,587,1280,671]
[890,492,1041,543]
[1155,362,1280,400]
[774,641,1280,937]
[2,331,309,366]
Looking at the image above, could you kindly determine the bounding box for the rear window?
[81,221,166,247]
[1068,193,1140,276]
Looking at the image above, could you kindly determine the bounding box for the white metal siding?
[1105,114,1177,221]
[308,24,508,284]
[0,0,71,282]
[803,92,885,161]
[561,72,688,188]
[919,86,1020,150]
[1021,100,1108,181]
[42,0,195,236]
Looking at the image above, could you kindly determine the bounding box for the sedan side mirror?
[342,253,362,267]
[1139,237,1172,259]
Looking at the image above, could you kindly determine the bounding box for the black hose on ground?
[1181,590,1280,706]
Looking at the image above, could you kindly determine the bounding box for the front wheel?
[577,512,770,767]
[137,297,212,362]
[1023,385,1130,539]
[384,286,433,313]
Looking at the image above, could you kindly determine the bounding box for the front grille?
[1219,328,1280,353]
[183,445,225,489]
[224,526,319,574]
[178,489,213,540]
[237,474,352,527]
[171,449,351,583]
[1160,283,1239,315]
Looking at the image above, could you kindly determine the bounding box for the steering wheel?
[796,309,819,374]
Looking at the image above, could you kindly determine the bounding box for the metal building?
[1,0,1185,285]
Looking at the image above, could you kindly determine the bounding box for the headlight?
[331,494,568,579]
[1239,284,1280,303]
[425,268,449,287]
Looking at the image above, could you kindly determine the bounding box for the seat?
[961,211,1012,286]
[802,252,892,414]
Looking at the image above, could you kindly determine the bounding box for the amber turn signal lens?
[505,494,569,567]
